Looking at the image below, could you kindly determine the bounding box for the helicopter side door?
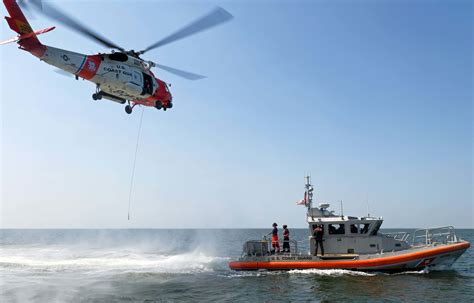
[141,72,154,96]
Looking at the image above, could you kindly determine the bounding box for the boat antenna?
[305,175,313,213]
[340,200,344,219]
[366,192,370,217]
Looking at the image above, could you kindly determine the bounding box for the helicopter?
[1,0,233,114]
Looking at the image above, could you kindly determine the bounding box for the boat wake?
[391,269,428,275]
[0,246,228,275]
[223,268,432,278]
[289,268,377,276]
[289,268,430,276]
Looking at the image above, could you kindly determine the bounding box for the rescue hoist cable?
[128,106,145,220]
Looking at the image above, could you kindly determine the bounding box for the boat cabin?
[307,203,409,255]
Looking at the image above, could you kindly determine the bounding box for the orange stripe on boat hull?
[229,241,470,270]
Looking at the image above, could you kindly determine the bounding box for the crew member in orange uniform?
[271,223,280,254]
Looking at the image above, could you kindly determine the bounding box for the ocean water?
[0,229,472,302]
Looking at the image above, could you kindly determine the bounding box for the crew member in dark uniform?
[282,225,290,253]
[313,224,324,256]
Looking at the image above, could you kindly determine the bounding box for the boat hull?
[229,241,470,272]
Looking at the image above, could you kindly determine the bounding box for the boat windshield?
[370,221,382,235]
[360,223,370,234]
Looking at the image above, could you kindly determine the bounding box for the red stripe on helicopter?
[76,55,101,80]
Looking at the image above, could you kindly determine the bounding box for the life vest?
[283,229,289,240]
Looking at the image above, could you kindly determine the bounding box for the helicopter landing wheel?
[155,101,163,110]
[125,105,133,114]
[92,93,102,101]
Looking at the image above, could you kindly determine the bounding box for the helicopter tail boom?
[3,0,46,57]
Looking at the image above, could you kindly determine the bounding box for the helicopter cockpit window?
[108,52,128,62]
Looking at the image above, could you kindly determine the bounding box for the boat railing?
[382,231,410,242]
[262,234,299,255]
[241,235,300,257]
[412,226,458,246]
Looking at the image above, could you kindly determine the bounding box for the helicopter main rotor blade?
[139,7,233,54]
[154,63,206,80]
[18,0,41,19]
[27,0,125,51]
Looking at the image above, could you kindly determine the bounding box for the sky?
[0,0,472,229]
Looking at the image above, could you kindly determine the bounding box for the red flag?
[296,191,307,206]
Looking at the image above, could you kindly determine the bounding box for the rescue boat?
[229,177,470,272]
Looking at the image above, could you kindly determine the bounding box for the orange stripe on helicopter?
[76,55,101,80]
[229,241,470,270]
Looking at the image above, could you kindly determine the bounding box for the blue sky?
[1,0,472,228]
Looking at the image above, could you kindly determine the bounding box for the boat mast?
[305,175,313,214]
